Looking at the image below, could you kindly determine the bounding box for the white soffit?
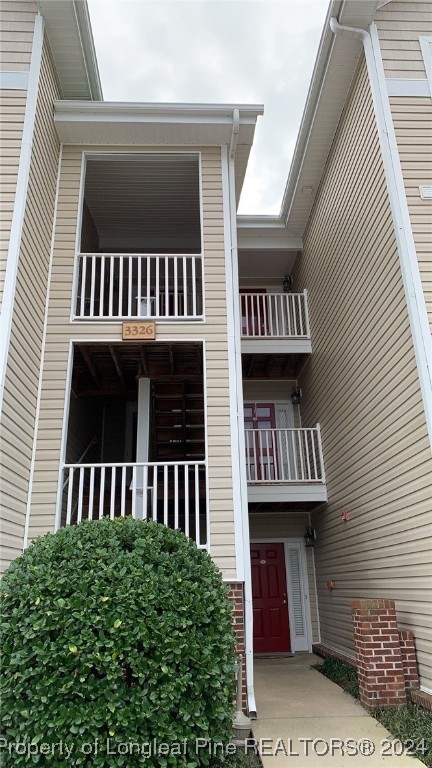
[54,102,263,202]
[38,0,102,100]
[281,0,381,237]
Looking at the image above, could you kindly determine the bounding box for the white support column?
[136,377,150,520]
[137,377,150,462]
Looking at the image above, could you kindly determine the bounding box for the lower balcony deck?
[245,426,327,504]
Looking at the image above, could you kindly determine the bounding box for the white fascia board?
[54,100,264,121]
[237,214,284,227]
[237,234,302,250]
[73,0,103,100]
[237,216,302,250]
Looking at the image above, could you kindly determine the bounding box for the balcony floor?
[241,338,312,355]
[247,483,327,504]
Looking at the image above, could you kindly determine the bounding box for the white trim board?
[419,37,432,98]
[0,71,29,89]
[386,79,429,97]
[0,14,44,414]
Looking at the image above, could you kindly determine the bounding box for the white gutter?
[0,14,44,413]
[73,0,103,99]
[223,111,257,717]
[330,18,432,448]
[54,100,264,120]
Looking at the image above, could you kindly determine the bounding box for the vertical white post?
[136,377,150,520]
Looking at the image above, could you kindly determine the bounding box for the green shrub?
[0,519,236,767]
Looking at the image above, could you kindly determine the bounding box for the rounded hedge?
[0,519,237,767]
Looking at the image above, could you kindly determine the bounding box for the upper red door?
[244,402,276,480]
[251,542,291,653]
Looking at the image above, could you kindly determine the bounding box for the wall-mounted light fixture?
[291,387,302,405]
[283,274,293,293]
[304,525,316,548]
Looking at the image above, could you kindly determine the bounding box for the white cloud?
[88,0,329,214]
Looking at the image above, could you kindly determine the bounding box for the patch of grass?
[209,746,262,767]
[312,657,432,766]
[372,704,432,767]
[312,657,360,699]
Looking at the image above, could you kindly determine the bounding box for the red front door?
[251,542,291,653]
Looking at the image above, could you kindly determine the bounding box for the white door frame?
[250,537,313,653]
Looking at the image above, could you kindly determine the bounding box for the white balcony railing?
[74,253,203,320]
[244,426,325,483]
[59,461,208,550]
[241,291,309,338]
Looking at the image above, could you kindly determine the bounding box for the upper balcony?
[74,252,203,320]
[73,153,203,322]
[240,290,311,354]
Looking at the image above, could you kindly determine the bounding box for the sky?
[87,0,329,215]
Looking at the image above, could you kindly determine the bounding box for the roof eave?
[280,0,381,234]
[73,0,103,100]
[53,102,264,206]
[54,101,264,121]
[37,0,102,100]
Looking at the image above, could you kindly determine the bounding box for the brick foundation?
[410,689,432,712]
[352,599,407,710]
[312,643,357,669]
[227,581,247,713]
[399,630,420,692]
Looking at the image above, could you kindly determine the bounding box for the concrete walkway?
[252,655,424,767]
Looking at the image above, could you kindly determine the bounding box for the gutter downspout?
[330,18,432,449]
[227,109,257,717]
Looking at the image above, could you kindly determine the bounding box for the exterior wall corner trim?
[0,14,44,414]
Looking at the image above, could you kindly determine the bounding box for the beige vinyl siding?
[0,38,60,572]
[0,1,37,71]
[28,146,237,578]
[0,90,26,305]
[292,58,432,690]
[390,97,432,329]
[375,0,431,79]
[249,512,319,644]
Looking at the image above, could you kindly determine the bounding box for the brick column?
[227,582,247,713]
[399,630,420,692]
[351,599,407,710]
